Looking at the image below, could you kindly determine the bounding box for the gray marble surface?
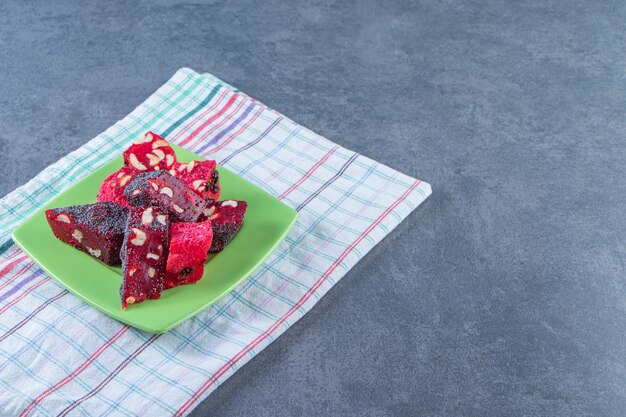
[2,1,625,416]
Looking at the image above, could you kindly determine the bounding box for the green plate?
[11,145,297,333]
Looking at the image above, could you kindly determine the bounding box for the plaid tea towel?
[0,68,431,416]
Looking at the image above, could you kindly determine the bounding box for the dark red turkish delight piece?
[199,200,247,253]
[123,131,176,172]
[45,202,128,265]
[124,170,207,222]
[120,206,169,309]
[164,220,213,289]
[97,166,138,208]
[172,160,221,202]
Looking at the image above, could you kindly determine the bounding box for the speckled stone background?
[1,1,625,416]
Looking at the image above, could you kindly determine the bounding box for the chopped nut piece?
[153,149,165,160]
[56,214,71,224]
[192,179,205,190]
[146,153,160,166]
[119,175,132,186]
[72,229,83,243]
[130,228,146,246]
[128,153,147,171]
[159,187,173,197]
[152,139,169,148]
[141,207,154,225]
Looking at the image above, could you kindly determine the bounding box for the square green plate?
[11,145,297,333]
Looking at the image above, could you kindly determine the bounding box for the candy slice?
[199,200,247,252]
[166,220,214,272]
[172,160,221,202]
[165,221,213,288]
[123,131,176,172]
[97,167,138,208]
[45,202,128,265]
[124,171,207,222]
[120,206,169,309]
[164,220,213,289]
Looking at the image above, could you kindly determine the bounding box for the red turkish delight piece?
[120,206,169,309]
[45,202,128,265]
[97,167,138,208]
[124,171,207,222]
[166,221,213,272]
[199,200,247,253]
[123,131,176,172]
[164,220,213,289]
[172,160,221,202]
